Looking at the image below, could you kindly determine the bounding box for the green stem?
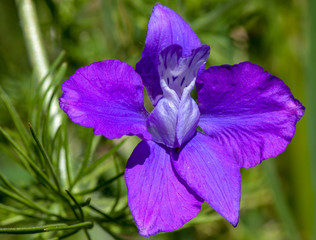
[15,0,66,188]
[15,0,49,83]
[0,222,93,234]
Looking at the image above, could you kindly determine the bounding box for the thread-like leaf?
[0,127,58,193]
[28,123,61,191]
[0,87,29,148]
[84,140,126,177]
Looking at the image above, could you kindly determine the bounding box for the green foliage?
[0,52,132,239]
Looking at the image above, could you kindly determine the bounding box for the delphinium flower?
[59,4,305,237]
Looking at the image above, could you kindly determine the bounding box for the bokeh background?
[0,0,315,239]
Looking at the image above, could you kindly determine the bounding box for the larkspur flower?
[59,4,305,237]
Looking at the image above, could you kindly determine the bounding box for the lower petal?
[125,140,203,236]
[176,80,200,147]
[172,133,241,226]
[146,93,179,148]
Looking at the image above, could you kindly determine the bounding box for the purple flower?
[59,4,304,237]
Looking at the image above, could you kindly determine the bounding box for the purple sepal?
[125,140,203,236]
[197,62,305,168]
[172,132,241,226]
[136,4,201,105]
[59,60,151,140]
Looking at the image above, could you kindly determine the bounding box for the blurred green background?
[0,0,315,239]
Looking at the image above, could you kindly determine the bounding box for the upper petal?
[172,133,241,226]
[146,45,209,147]
[59,60,151,140]
[158,44,210,98]
[125,140,203,236]
[197,62,305,168]
[136,4,201,105]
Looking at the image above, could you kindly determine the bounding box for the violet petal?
[197,62,305,168]
[136,4,201,105]
[59,60,151,140]
[125,140,203,236]
[172,132,241,226]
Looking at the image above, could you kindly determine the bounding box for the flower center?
[146,44,210,148]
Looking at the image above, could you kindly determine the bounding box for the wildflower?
[59,4,305,237]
